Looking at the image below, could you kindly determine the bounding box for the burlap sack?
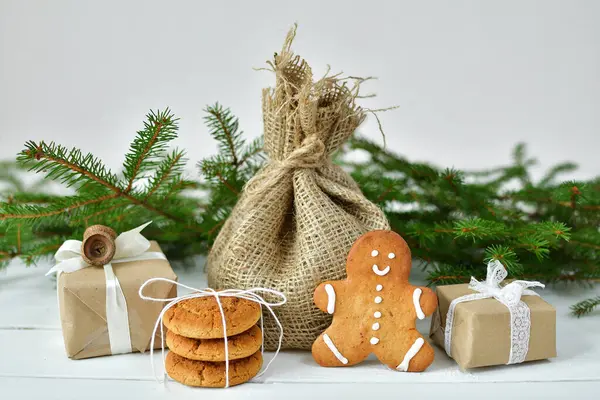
[207,27,389,350]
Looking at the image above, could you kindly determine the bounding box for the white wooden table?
[1,260,599,399]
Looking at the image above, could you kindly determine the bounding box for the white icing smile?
[372,264,390,276]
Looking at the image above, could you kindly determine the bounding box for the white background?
[1,0,598,180]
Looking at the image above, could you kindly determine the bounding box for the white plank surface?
[2,377,600,400]
[1,261,599,399]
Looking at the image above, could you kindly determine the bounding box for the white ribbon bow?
[139,279,287,388]
[48,221,166,355]
[444,260,545,365]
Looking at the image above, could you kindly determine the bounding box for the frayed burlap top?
[207,26,389,350]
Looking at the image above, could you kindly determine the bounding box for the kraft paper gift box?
[57,241,177,359]
[429,282,557,369]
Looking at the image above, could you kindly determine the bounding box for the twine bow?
[444,260,545,365]
[48,222,166,355]
[139,279,287,388]
[244,135,326,199]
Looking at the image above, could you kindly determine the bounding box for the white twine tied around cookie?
[139,279,287,388]
[444,260,545,365]
[48,221,164,355]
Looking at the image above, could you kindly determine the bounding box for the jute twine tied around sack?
[207,26,390,350]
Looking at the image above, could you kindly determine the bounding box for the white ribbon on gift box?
[139,279,287,388]
[444,260,545,365]
[47,221,166,355]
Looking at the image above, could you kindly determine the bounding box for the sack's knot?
[244,136,326,199]
[273,135,326,170]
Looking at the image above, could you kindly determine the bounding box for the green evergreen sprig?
[1,109,206,265]
[571,296,600,317]
[342,136,599,315]
[1,106,598,316]
[198,103,264,239]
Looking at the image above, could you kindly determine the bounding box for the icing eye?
[388,253,395,259]
[371,250,379,257]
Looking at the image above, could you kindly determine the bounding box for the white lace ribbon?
[138,278,287,388]
[444,260,545,365]
[48,221,166,355]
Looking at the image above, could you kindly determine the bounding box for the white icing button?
[374,311,382,318]
[371,250,379,257]
[388,252,396,259]
[370,337,380,345]
[376,284,383,291]
[374,296,382,304]
[372,322,380,331]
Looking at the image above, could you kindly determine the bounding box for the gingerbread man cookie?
[312,230,438,372]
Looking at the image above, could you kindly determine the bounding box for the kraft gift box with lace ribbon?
[429,260,556,369]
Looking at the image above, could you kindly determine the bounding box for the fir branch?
[144,149,186,200]
[159,178,199,206]
[1,105,598,317]
[122,109,179,193]
[216,172,239,195]
[200,155,239,192]
[204,103,243,166]
[0,109,206,270]
[539,162,578,187]
[4,193,63,205]
[570,240,600,250]
[453,219,508,241]
[71,201,130,225]
[515,235,550,261]
[441,168,464,192]
[512,143,536,185]
[238,137,264,166]
[0,193,118,223]
[571,296,600,317]
[375,183,398,203]
[20,241,63,266]
[484,245,522,275]
[17,121,198,229]
[18,141,121,191]
[559,202,600,211]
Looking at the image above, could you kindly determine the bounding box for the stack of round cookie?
[163,296,264,388]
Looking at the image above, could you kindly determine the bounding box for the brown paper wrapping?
[57,241,177,359]
[429,283,556,369]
